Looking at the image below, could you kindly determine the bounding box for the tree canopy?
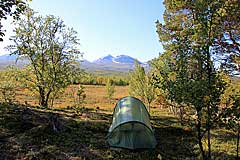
[0,0,30,41]
[154,0,240,158]
[8,9,81,107]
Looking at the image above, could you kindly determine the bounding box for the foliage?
[129,61,156,113]
[0,0,31,41]
[144,72,156,114]
[0,83,16,103]
[215,1,240,76]
[72,71,129,86]
[106,78,115,102]
[220,76,240,159]
[8,9,81,107]
[76,84,86,106]
[129,60,146,101]
[0,67,20,103]
[154,0,240,158]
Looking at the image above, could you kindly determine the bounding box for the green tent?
[107,96,157,149]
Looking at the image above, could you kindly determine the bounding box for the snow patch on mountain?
[94,54,141,64]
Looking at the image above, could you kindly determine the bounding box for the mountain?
[94,54,114,63]
[114,55,138,64]
[80,54,149,74]
[0,54,18,61]
[0,54,19,68]
[0,53,149,74]
[93,54,141,65]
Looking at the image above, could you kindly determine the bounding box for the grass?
[15,85,129,110]
[0,103,197,160]
[0,85,238,159]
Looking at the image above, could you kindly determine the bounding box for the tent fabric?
[107,96,157,149]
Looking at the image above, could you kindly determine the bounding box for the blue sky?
[0,0,165,62]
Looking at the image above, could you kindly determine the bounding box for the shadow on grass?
[211,129,238,160]
[150,115,198,159]
[0,103,237,160]
[211,128,237,143]
[0,103,110,160]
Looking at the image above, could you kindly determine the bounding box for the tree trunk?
[207,105,211,159]
[179,105,184,126]
[197,110,205,159]
[237,127,239,160]
[39,87,48,107]
[148,102,151,115]
[206,45,212,160]
[45,90,52,108]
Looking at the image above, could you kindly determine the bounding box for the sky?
[0,0,165,62]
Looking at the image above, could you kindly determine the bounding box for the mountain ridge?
[93,54,142,64]
[0,53,149,73]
